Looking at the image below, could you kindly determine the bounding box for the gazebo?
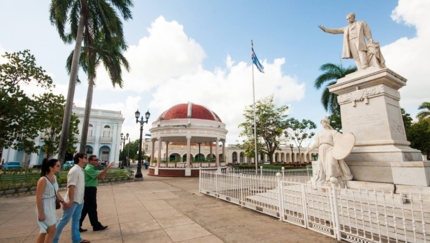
[148,102,228,177]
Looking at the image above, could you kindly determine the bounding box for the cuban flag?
[251,48,264,73]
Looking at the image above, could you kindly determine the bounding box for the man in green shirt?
[79,155,115,232]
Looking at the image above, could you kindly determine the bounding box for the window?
[103,125,111,137]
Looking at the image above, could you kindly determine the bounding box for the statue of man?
[319,12,385,71]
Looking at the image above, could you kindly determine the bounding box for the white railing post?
[277,173,283,221]
[240,173,244,207]
[215,171,218,196]
[199,169,202,192]
[281,167,285,181]
[260,166,263,178]
[301,183,309,227]
[330,178,341,241]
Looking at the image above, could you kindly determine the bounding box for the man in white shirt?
[53,152,90,243]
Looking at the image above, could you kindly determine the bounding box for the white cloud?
[149,55,305,144]
[91,16,306,144]
[95,16,206,92]
[382,0,430,114]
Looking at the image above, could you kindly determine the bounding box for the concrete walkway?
[0,168,339,243]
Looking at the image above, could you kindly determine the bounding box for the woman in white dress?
[35,158,65,243]
[307,117,353,187]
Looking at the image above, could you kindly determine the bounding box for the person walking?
[79,155,115,232]
[53,153,90,243]
[35,158,65,243]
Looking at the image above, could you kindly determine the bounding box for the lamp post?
[135,109,150,180]
[290,143,294,164]
[127,137,130,166]
[120,133,129,169]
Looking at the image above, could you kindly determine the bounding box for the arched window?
[103,125,111,137]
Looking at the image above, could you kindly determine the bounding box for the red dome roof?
[157,103,222,122]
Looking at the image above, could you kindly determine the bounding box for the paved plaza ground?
[0,166,339,243]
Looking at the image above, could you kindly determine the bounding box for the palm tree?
[67,32,129,154]
[50,0,133,162]
[314,63,357,114]
[417,102,430,120]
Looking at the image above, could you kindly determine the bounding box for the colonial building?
[1,105,124,166]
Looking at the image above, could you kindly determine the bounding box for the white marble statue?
[307,117,353,188]
[319,12,386,71]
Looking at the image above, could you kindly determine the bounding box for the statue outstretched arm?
[319,25,345,34]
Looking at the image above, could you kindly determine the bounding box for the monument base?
[327,67,428,188]
[346,160,430,187]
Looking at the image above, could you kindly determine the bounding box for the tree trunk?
[79,78,94,153]
[57,11,85,163]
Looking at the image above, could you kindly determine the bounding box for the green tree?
[35,93,80,159]
[314,63,357,114]
[121,139,139,162]
[50,0,133,163]
[284,118,317,165]
[328,110,342,132]
[0,50,54,153]
[417,102,430,120]
[407,119,430,160]
[239,95,289,163]
[66,31,129,153]
[401,108,413,133]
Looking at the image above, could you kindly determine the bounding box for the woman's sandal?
[79,240,91,243]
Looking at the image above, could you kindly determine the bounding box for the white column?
[209,141,213,160]
[215,138,219,167]
[157,138,162,167]
[151,139,155,165]
[165,141,169,162]
[222,140,225,162]
[186,136,191,167]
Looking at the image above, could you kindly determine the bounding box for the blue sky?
[0,0,428,144]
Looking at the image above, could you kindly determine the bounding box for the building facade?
[1,105,124,166]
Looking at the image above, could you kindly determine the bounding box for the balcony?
[87,136,95,142]
[99,136,112,143]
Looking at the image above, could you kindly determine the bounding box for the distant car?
[3,162,21,170]
[33,163,43,169]
[63,160,74,170]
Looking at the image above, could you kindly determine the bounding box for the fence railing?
[150,162,226,168]
[199,170,430,242]
[228,166,313,183]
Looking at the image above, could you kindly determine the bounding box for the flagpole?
[251,40,258,175]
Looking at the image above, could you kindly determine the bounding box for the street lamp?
[120,133,129,169]
[290,144,294,164]
[135,109,150,180]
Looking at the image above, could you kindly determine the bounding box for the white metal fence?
[199,169,430,242]
[228,166,313,183]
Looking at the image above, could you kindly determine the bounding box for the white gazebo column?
[185,136,191,176]
[222,140,225,162]
[165,141,169,162]
[151,140,155,164]
[215,138,219,167]
[153,139,159,175]
[209,141,213,159]
[186,136,191,167]
[157,139,162,167]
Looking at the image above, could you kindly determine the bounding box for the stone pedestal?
[328,67,429,187]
